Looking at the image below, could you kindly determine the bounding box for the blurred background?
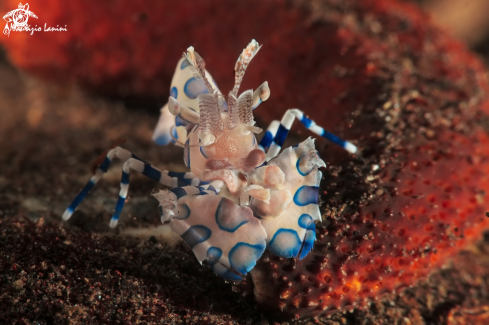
[419,0,489,55]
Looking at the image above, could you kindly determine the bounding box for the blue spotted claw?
[155,192,267,281]
[250,137,325,260]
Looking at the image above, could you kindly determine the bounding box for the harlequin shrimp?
[62,40,357,281]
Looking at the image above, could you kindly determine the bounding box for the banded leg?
[265,109,357,160]
[258,120,280,152]
[63,147,137,222]
[62,146,203,225]
[110,158,211,228]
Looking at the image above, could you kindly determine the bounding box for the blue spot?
[215,198,248,232]
[154,133,172,146]
[298,214,313,229]
[181,225,212,248]
[301,115,312,128]
[170,86,178,99]
[206,247,222,266]
[184,77,209,99]
[274,124,289,147]
[293,186,319,206]
[299,223,316,260]
[98,157,111,173]
[267,229,301,258]
[180,59,191,70]
[296,155,314,176]
[228,242,265,275]
[169,187,187,199]
[142,164,162,182]
[207,185,217,194]
[175,203,190,220]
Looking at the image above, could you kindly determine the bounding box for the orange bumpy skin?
[245,129,489,319]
